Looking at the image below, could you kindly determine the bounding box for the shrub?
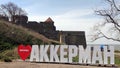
[0,43,13,52]
[0,47,19,61]
[0,54,4,59]
[3,57,12,62]
[73,56,79,62]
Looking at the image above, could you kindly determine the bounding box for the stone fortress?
[0,15,87,47]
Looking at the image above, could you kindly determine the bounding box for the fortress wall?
[2,15,87,47]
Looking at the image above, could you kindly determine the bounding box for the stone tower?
[40,17,57,40]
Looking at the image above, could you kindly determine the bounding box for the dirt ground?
[0,61,117,68]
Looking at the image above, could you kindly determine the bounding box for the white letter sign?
[29,45,114,65]
[30,45,39,62]
[69,45,78,63]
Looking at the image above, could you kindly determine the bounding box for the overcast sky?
[0,0,120,44]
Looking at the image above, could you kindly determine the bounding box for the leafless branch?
[0,2,27,21]
[99,31,120,42]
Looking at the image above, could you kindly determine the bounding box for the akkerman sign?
[30,45,114,64]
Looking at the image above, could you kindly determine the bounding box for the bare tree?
[0,2,27,21]
[91,0,120,42]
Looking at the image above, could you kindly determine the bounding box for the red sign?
[18,44,31,61]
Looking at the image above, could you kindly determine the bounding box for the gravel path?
[0,61,116,68]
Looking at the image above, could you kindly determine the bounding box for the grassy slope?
[0,20,60,45]
[0,20,60,61]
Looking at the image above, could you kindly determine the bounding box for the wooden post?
[60,33,62,43]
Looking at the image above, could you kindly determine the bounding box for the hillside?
[0,20,60,51]
[0,20,60,61]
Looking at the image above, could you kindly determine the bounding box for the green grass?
[0,47,18,62]
[0,20,60,45]
[115,55,120,67]
[0,20,60,61]
[73,56,79,62]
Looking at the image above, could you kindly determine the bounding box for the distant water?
[87,44,120,51]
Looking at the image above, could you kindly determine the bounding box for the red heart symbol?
[18,44,31,61]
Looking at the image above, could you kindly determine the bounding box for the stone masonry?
[0,15,87,48]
